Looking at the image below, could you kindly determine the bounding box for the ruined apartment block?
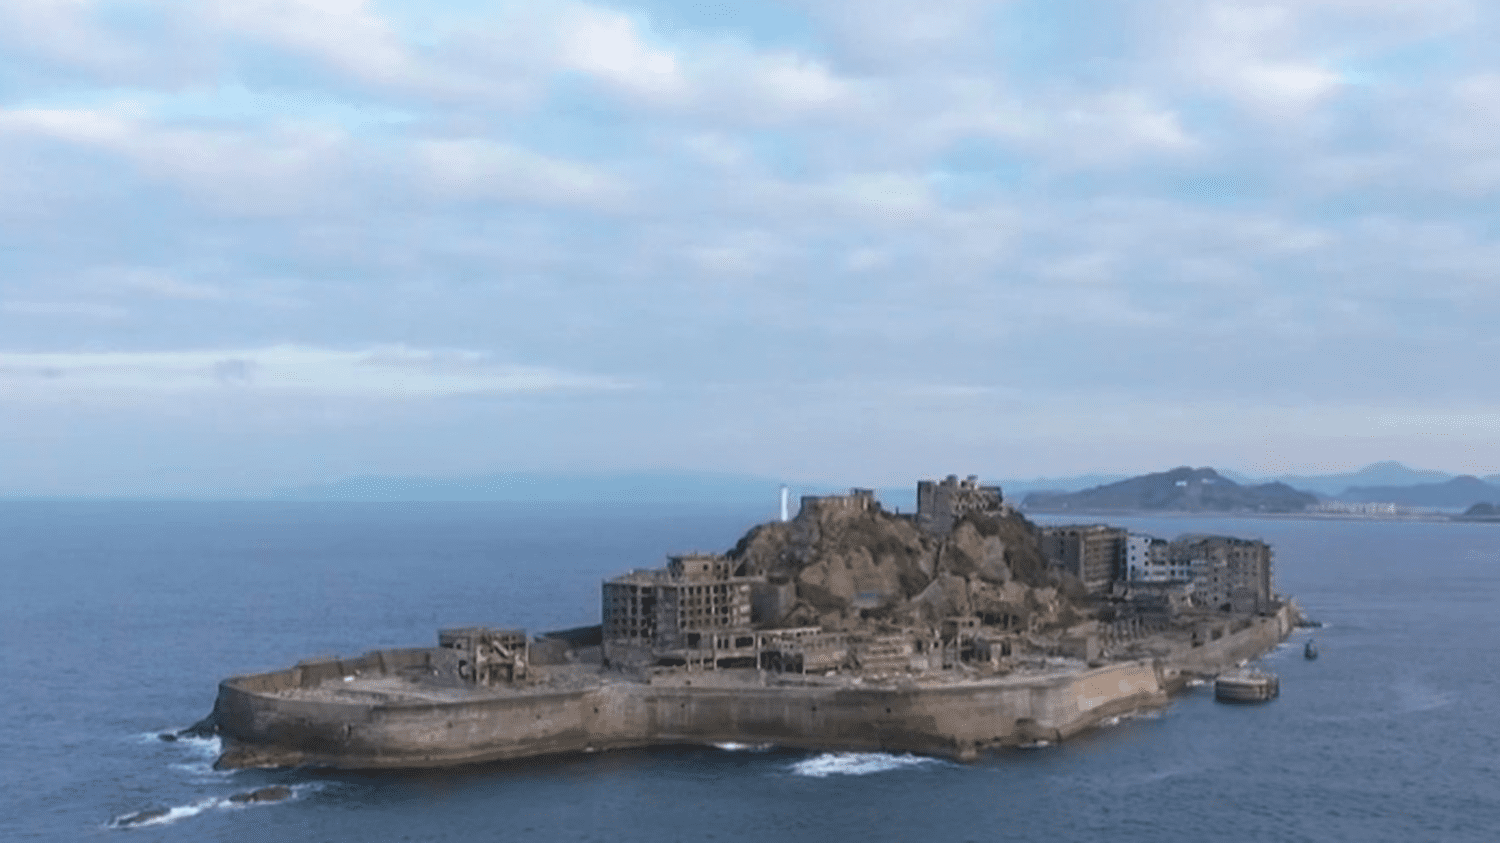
[916,474,1005,536]
[1039,524,1128,592]
[1169,535,1275,614]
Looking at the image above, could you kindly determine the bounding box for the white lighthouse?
[779,485,790,522]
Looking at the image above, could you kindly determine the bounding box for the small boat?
[1215,669,1279,703]
[1304,640,1318,660]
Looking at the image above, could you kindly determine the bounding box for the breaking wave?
[108,798,221,829]
[134,730,222,758]
[136,730,227,778]
[787,752,946,778]
[106,783,316,830]
[713,742,776,752]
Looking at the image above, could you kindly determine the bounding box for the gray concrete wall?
[1170,603,1296,675]
[213,656,1171,768]
[214,608,1291,769]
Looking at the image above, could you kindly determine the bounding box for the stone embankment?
[212,604,1294,769]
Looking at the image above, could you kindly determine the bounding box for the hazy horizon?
[4,2,1499,497]
[3,460,1494,502]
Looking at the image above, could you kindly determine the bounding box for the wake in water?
[787,752,948,778]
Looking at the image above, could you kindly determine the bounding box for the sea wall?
[213,658,1169,768]
[1168,603,1297,676]
[641,659,1165,759]
[214,607,1293,769]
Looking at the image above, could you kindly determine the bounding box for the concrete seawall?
[212,609,1293,769]
[214,661,1169,768]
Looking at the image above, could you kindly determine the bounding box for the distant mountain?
[1339,476,1500,510]
[994,473,1133,500]
[273,471,840,505]
[1265,461,1454,497]
[1021,466,1319,514]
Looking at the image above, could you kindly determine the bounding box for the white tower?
[779,485,790,522]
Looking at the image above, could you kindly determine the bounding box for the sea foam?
[109,798,221,829]
[713,742,775,752]
[788,752,945,778]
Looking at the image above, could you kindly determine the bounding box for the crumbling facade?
[916,474,1005,536]
[1126,533,1181,581]
[798,487,879,519]
[601,554,757,666]
[436,627,529,685]
[1039,524,1127,591]
[1119,532,1276,613]
[1169,535,1274,613]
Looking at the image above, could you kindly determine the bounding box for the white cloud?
[0,105,348,213]
[0,345,628,401]
[555,5,688,102]
[1170,3,1344,118]
[96,267,227,301]
[414,138,629,209]
[0,300,129,321]
[791,0,996,69]
[195,0,434,90]
[0,0,177,81]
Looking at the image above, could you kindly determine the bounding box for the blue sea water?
[3,503,1498,842]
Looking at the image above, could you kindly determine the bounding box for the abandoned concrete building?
[797,487,879,519]
[1117,532,1276,614]
[1039,524,1128,592]
[601,553,812,669]
[916,474,1005,535]
[599,545,1019,674]
[1126,533,1184,582]
[436,627,529,685]
[1170,535,1275,613]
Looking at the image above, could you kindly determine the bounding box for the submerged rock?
[114,807,171,827]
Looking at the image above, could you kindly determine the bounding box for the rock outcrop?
[727,495,1079,632]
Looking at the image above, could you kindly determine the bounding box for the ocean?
[3,502,1497,841]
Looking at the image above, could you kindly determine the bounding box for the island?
[200,475,1302,769]
[1022,466,1318,514]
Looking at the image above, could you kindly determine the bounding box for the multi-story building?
[1039,524,1127,591]
[916,475,1005,536]
[1127,533,1187,581]
[1168,535,1275,613]
[602,554,757,665]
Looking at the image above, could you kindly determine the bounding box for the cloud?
[3,0,1500,493]
[554,5,688,102]
[792,0,997,69]
[0,300,129,321]
[414,138,630,209]
[0,105,349,213]
[0,0,184,83]
[96,268,227,301]
[0,345,629,401]
[194,0,440,92]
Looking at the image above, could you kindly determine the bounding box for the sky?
[1,0,1498,496]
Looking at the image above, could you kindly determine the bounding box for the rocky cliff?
[727,500,1084,633]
